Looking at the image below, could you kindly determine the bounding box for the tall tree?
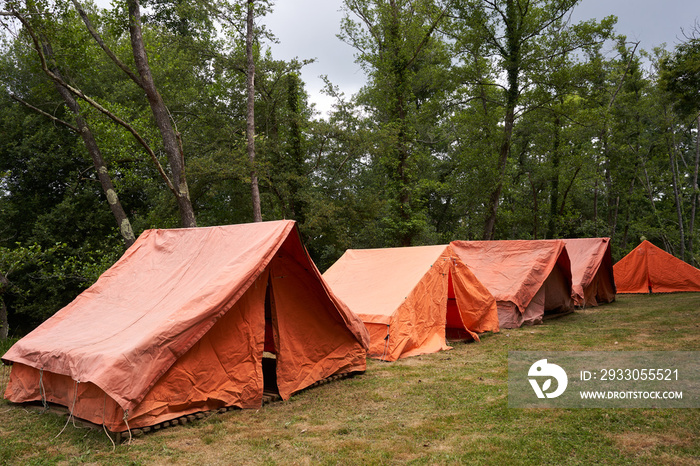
[660,33,700,263]
[4,0,202,228]
[246,0,262,221]
[340,0,451,246]
[44,72,137,247]
[3,3,136,246]
[0,271,8,339]
[123,0,196,227]
[31,0,199,227]
[449,0,614,239]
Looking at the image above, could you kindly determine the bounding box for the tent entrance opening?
[262,279,279,395]
[445,271,474,341]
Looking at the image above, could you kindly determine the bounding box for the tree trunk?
[604,156,614,237]
[127,0,196,228]
[640,155,666,235]
[688,114,700,265]
[547,113,561,239]
[666,114,685,261]
[287,73,306,223]
[483,98,516,240]
[0,273,9,340]
[247,0,262,222]
[57,84,136,247]
[611,195,620,241]
[483,0,519,240]
[621,171,636,250]
[528,172,539,239]
[388,0,415,247]
[558,165,582,216]
[395,69,412,247]
[44,43,135,247]
[593,175,599,237]
[0,301,7,340]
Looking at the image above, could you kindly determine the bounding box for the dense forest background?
[0,0,698,338]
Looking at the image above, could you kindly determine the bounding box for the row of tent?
[322,237,613,359]
[3,221,700,433]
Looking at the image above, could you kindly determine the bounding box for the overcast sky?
[264,0,699,117]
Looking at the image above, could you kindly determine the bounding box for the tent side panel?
[364,322,394,360]
[271,256,366,400]
[5,271,270,432]
[614,246,652,293]
[124,271,269,429]
[496,301,524,329]
[499,283,550,328]
[646,243,700,292]
[543,264,574,314]
[388,258,450,360]
[4,362,124,431]
[4,362,40,403]
[584,264,616,306]
[581,276,599,307]
[522,286,545,326]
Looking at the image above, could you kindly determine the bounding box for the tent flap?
[563,238,616,306]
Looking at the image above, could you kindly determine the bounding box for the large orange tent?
[322,245,499,361]
[562,238,616,307]
[2,220,369,432]
[450,240,574,328]
[613,240,700,293]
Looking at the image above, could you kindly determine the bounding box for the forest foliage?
[0,0,698,336]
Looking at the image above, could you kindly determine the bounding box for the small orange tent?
[322,245,499,361]
[613,240,700,293]
[562,238,616,307]
[2,220,369,432]
[450,240,574,329]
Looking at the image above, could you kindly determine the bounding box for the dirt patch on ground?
[611,431,696,464]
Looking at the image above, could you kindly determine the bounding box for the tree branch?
[404,4,449,71]
[10,94,79,132]
[70,0,144,87]
[12,10,177,196]
[608,41,639,111]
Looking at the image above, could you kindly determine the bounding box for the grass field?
[1,293,699,465]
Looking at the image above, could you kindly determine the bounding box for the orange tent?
[613,240,700,293]
[2,220,369,432]
[322,245,499,361]
[562,238,616,307]
[450,240,574,329]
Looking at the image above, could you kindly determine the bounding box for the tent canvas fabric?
[562,238,616,307]
[613,240,700,293]
[450,240,574,329]
[322,245,499,361]
[2,220,369,432]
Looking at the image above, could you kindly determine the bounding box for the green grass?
[1,293,699,465]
